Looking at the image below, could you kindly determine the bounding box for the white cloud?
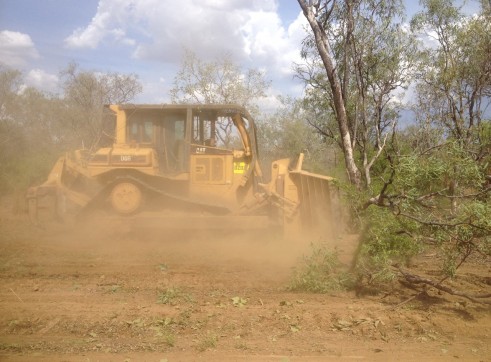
[241,10,307,77]
[130,0,251,62]
[65,11,110,48]
[63,0,308,100]
[0,30,39,67]
[65,1,135,48]
[65,0,305,67]
[24,69,59,94]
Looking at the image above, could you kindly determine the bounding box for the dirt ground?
[0,197,490,362]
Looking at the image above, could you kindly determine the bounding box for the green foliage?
[367,209,420,260]
[411,0,490,153]
[0,63,142,197]
[151,318,176,347]
[295,0,490,295]
[61,62,142,150]
[350,139,491,285]
[256,97,335,178]
[395,142,484,198]
[196,333,218,352]
[157,287,194,305]
[288,244,353,293]
[0,101,62,195]
[1,151,58,193]
[354,207,421,284]
[230,296,247,308]
[298,0,417,188]
[170,49,270,116]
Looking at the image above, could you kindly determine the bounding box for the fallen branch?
[9,288,24,303]
[386,293,418,311]
[396,267,491,305]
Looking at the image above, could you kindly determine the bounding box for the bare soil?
[0,197,490,361]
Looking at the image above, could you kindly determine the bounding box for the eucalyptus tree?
[0,63,143,196]
[170,50,271,149]
[0,66,23,194]
[170,49,270,116]
[0,66,22,119]
[257,96,335,178]
[297,0,417,188]
[352,0,491,300]
[296,1,490,303]
[411,0,491,156]
[0,67,65,194]
[61,62,142,150]
[409,0,491,228]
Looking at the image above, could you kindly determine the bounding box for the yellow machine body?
[27,104,336,234]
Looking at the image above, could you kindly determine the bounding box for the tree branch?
[396,266,491,305]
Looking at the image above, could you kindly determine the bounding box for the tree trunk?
[298,0,362,189]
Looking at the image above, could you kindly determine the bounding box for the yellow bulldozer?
[26,104,336,235]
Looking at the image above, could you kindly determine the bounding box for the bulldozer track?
[78,175,232,219]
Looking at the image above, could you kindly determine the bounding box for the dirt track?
[0,199,490,361]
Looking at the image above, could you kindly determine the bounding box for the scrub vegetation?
[0,0,490,359]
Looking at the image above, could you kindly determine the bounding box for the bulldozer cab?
[108,104,258,179]
[124,110,187,172]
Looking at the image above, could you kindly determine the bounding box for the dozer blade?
[26,185,61,227]
[289,169,335,235]
[26,156,92,227]
[266,153,338,238]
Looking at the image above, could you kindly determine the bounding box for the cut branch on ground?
[396,266,491,305]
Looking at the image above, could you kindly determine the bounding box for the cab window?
[128,119,154,144]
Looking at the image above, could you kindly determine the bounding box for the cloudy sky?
[0,0,480,109]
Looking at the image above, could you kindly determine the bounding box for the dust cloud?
[2,198,490,362]
[29,214,326,285]
[2,190,351,289]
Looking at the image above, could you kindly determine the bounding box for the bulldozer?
[26,104,336,235]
